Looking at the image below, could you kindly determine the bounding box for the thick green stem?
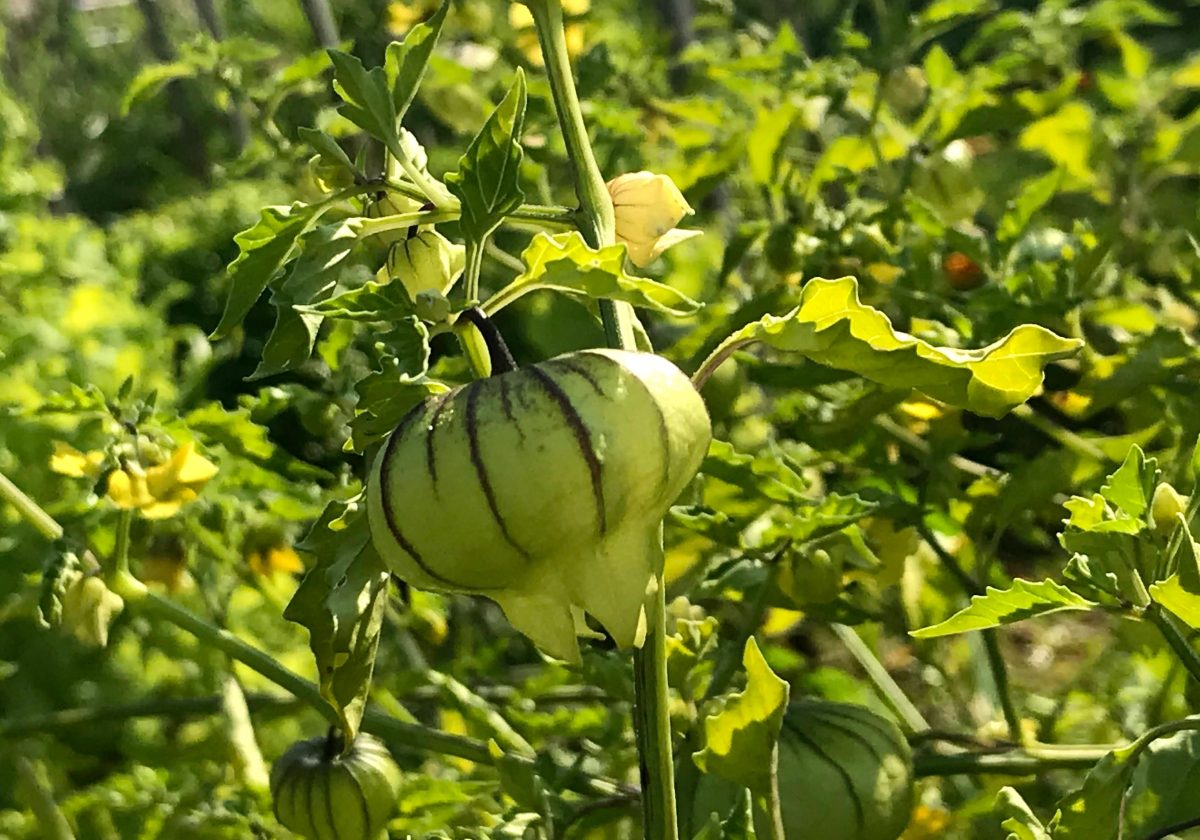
[0,471,63,541]
[632,579,680,840]
[1146,603,1200,686]
[526,0,639,352]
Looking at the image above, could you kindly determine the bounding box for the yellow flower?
[50,442,104,479]
[606,171,702,267]
[106,442,218,519]
[247,545,305,577]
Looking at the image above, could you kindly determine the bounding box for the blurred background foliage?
[2,0,1200,837]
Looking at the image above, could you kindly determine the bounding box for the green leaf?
[748,103,799,185]
[1100,445,1158,521]
[122,62,199,115]
[285,498,390,741]
[250,309,323,380]
[328,49,403,161]
[302,280,413,321]
[1048,742,1139,840]
[348,319,445,452]
[911,579,1096,638]
[490,232,701,316]
[1149,517,1200,627]
[706,276,1080,417]
[385,0,450,119]
[298,126,356,172]
[995,787,1051,840]
[211,202,327,340]
[693,637,790,796]
[701,439,808,503]
[1123,727,1200,839]
[251,220,363,379]
[998,170,1062,243]
[446,70,527,245]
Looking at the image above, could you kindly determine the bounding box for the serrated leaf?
[328,50,403,161]
[285,499,390,740]
[251,220,363,379]
[385,0,449,119]
[693,637,789,796]
[702,439,808,503]
[911,579,1095,638]
[348,321,445,452]
[1100,445,1158,521]
[706,276,1080,417]
[302,280,413,321]
[446,70,527,245]
[995,787,1051,840]
[489,231,701,316]
[251,309,324,380]
[211,203,328,339]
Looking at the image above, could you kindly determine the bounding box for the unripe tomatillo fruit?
[367,347,711,662]
[270,732,401,840]
[693,701,914,840]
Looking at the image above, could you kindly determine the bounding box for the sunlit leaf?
[693,637,789,796]
[995,787,1051,840]
[487,231,701,316]
[385,0,450,119]
[911,579,1096,638]
[701,276,1080,417]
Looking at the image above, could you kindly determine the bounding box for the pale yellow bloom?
[50,442,104,479]
[606,171,701,267]
[386,0,439,35]
[106,441,218,519]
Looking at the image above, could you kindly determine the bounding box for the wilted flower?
[106,441,218,519]
[606,171,702,267]
[61,573,124,647]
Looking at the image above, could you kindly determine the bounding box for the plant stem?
[1011,404,1109,462]
[913,747,1106,777]
[632,579,680,840]
[0,471,64,540]
[1146,603,1200,686]
[754,748,786,840]
[527,3,674,837]
[112,510,133,579]
[14,756,75,840]
[0,694,300,739]
[918,524,1023,742]
[526,0,639,351]
[831,623,930,733]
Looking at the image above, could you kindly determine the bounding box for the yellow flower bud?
[1151,482,1188,536]
[606,171,702,267]
[61,574,124,647]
